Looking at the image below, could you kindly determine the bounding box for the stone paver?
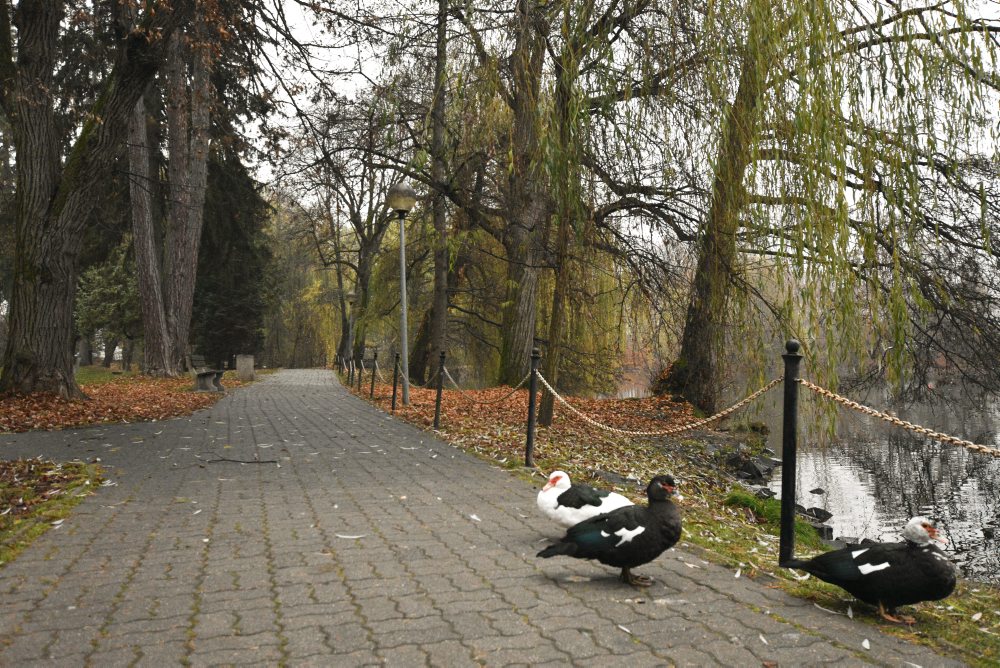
[0,369,966,666]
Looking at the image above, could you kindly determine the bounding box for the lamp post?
[387,182,417,405]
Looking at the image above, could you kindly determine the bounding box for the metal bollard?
[370,351,378,399]
[524,348,541,468]
[434,351,446,429]
[779,339,802,566]
[391,353,400,412]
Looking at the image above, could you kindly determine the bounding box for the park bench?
[191,354,225,392]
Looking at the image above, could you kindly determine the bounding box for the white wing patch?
[601,531,611,537]
[613,526,646,547]
[858,562,891,575]
[851,548,870,559]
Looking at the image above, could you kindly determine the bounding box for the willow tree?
[0,1,194,398]
[664,0,1000,411]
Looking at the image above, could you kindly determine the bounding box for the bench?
[191,354,225,392]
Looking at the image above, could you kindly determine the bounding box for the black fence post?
[779,339,803,567]
[370,351,378,399]
[357,358,364,392]
[391,353,400,412]
[524,348,541,468]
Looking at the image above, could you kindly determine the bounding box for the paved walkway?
[0,369,962,666]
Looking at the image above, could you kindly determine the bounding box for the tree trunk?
[103,338,118,367]
[351,253,373,363]
[327,202,354,365]
[428,0,449,382]
[77,335,93,366]
[122,338,135,371]
[164,20,212,371]
[538,214,573,425]
[668,11,773,413]
[129,94,174,375]
[538,23,581,426]
[0,1,193,398]
[409,310,433,384]
[497,0,548,386]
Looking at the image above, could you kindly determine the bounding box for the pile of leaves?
[354,378,1000,666]
[0,374,245,433]
[1,458,102,565]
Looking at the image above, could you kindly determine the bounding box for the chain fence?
[404,368,440,390]
[371,360,389,385]
[345,349,1000,460]
[798,378,1000,459]
[535,371,783,437]
[442,367,531,405]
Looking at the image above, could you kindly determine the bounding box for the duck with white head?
[784,516,956,624]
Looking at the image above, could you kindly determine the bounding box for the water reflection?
[763,391,1000,585]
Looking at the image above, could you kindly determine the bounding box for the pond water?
[754,384,1000,585]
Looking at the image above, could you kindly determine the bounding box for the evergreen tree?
[191,151,273,369]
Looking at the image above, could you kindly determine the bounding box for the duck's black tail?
[537,542,577,559]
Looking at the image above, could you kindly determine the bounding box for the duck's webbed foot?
[878,603,916,626]
[620,568,653,587]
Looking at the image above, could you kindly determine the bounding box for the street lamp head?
[386,182,417,214]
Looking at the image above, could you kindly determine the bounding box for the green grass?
[74,364,136,386]
[723,489,829,551]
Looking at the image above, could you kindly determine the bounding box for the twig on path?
[196,455,279,464]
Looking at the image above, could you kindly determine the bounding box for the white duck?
[537,470,634,528]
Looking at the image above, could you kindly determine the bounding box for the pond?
[755,383,1000,585]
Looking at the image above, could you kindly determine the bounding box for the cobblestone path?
[0,369,963,666]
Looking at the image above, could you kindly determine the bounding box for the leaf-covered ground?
[0,369,250,568]
[355,378,1000,666]
[0,371,246,433]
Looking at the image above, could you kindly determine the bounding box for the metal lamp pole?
[397,209,410,405]
[387,182,417,405]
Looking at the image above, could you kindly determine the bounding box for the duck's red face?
[543,474,563,491]
[659,481,676,495]
[923,521,947,544]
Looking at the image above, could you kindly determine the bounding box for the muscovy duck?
[784,516,956,624]
[537,474,682,586]
[536,470,634,528]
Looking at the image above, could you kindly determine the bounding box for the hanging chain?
[442,367,531,405]
[798,378,1000,459]
[534,372,782,437]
